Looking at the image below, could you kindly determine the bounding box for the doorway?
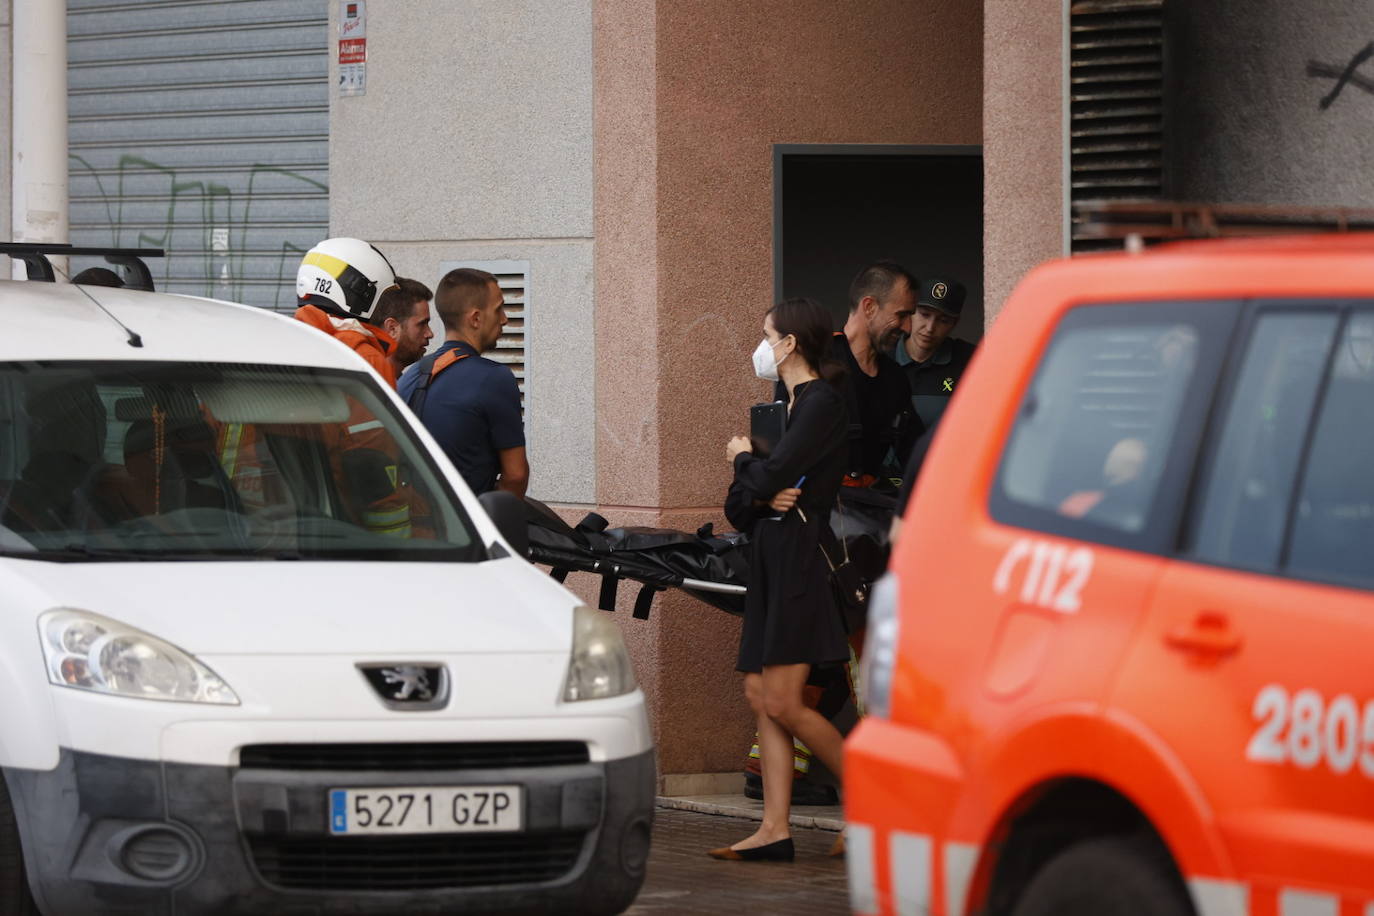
[774,145,984,341]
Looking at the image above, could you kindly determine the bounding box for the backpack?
[405,347,472,419]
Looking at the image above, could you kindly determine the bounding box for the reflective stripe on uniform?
[363,504,412,538]
[747,736,811,774]
[218,422,244,478]
[348,420,383,435]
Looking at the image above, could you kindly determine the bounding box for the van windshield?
[0,361,483,562]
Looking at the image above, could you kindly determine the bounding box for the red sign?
[339,38,366,65]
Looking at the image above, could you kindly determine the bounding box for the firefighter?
[287,238,413,536]
[293,237,402,388]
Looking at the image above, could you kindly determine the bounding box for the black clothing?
[894,336,977,431]
[774,334,917,481]
[892,338,978,516]
[729,379,850,672]
[895,426,935,517]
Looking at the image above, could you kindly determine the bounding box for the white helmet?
[295,237,398,322]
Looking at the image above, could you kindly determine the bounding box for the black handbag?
[799,500,869,633]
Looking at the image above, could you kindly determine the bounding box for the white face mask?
[752,337,786,381]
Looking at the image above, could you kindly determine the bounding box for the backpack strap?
[405,348,471,420]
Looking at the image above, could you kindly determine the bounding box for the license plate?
[328,785,522,835]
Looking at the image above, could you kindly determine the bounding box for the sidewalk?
[654,793,844,832]
[628,806,849,915]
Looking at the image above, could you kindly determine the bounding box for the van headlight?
[39,609,239,705]
[562,606,637,702]
[860,574,900,719]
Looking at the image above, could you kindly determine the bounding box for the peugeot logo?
[357,663,450,711]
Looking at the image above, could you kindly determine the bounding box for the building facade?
[6,0,1374,779]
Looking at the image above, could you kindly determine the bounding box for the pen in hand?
[768,476,807,519]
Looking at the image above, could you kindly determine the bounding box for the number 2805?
[1246,684,1374,776]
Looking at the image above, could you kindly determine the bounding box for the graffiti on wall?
[1308,41,1374,109]
[69,153,327,310]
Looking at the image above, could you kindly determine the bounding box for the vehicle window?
[0,362,483,562]
[1188,312,1338,571]
[1287,312,1374,584]
[0,379,19,482]
[992,303,1232,546]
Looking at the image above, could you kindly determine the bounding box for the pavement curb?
[655,794,844,832]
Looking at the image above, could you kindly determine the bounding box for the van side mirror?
[478,491,529,560]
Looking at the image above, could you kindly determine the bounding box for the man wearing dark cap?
[893,276,979,432]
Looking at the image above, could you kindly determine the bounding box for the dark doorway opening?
[775,146,985,342]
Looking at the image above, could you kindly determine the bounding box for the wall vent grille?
[1069,0,1166,253]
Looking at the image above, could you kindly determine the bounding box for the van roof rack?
[0,243,165,292]
[1074,200,1374,247]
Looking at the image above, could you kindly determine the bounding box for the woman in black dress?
[709,298,850,862]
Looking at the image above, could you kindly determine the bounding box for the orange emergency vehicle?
[845,234,1374,915]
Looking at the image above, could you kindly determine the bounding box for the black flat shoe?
[707,837,795,861]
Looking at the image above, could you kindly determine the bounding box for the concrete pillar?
[983,0,1064,321]
[594,0,982,783]
[10,0,68,278]
[594,0,745,786]
[0,0,12,248]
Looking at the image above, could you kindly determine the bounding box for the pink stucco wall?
[594,0,983,775]
[983,0,1064,320]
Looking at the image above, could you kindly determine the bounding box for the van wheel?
[0,777,39,916]
[1010,835,1193,916]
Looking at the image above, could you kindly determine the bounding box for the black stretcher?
[520,487,896,621]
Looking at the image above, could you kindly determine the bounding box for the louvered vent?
[437,259,529,417]
[1069,0,1165,253]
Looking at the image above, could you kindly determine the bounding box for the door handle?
[1165,611,1242,656]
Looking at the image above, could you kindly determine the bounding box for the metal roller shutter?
[67,0,328,310]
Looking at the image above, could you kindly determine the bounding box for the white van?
[0,272,653,915]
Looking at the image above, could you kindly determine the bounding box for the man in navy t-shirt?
[398,268,529,497]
